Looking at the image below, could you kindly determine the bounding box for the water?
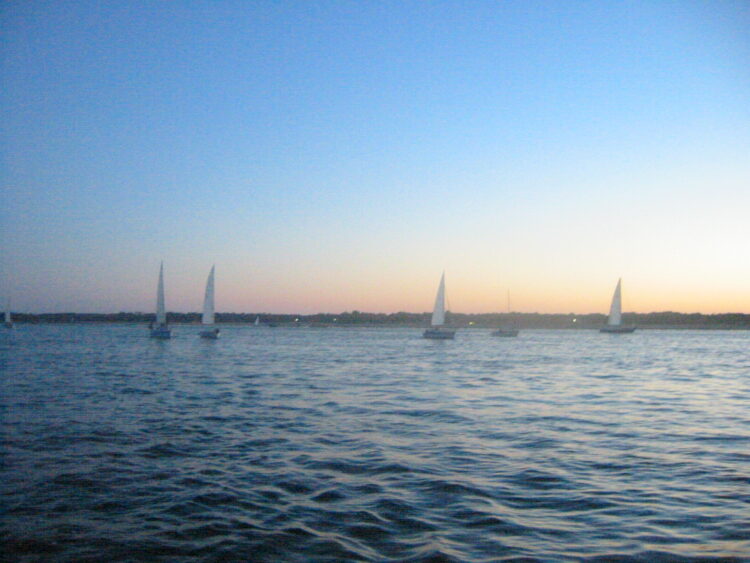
[2,325,749,561]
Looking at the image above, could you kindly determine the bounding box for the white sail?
[156,262,167,326]
[254,316,260,326]
[607,278,622,326]
[202,266,215,325]
[431,272,446,327]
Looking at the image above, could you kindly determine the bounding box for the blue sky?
[2,1,749,313]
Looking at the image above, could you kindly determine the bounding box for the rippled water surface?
[2,325,750,561]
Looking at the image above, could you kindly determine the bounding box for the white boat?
[199,265,219,339]
[149,262,171,339]
[4,298,14,329]
[600,278,636,333]
[254,316,260,326]
[423,272,456,339]
[492,289,518,337]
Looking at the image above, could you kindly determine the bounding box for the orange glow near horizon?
[193,273,749,316]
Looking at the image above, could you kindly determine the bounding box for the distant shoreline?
[6,311,750,330]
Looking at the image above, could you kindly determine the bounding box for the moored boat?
[492,289,519,337]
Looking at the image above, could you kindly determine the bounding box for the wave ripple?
[2,326,750,560]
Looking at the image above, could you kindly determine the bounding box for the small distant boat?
[492,289,518,337]
[4,298,14,329]
[199,265,219,339]
[254,316,260,326]
[423,272,456,339]
[600,278,636,334]
[149,262,171,339]
[492,327,519,337]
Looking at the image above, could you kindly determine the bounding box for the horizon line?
[10,310,750,317]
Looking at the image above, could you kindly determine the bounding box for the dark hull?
[491,329,519,337]
[600,325,636,334]
[150,326,172,339]
[200,329,219,339]
[423,328,456,340]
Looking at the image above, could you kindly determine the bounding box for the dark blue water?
[2,325,749,561]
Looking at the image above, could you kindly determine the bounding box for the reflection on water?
[2,325,749,560]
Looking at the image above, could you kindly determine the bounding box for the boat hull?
[200,329,220,339]
[423,328,456,340]
[491,329,519,337]
[3,322,14,329]
[600,325,636,334]
[150,325,172,339]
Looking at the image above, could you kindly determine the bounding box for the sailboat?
[199,265,219,339]
[492,289,519,337]
[254,316,260,326]
[4,298,14,329]
[423,272,456,339]
[600,278,636,333]
[149,262,172,339]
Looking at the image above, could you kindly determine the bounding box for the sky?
[1,1,749,315]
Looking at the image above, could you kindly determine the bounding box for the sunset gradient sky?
[2,1,749,314]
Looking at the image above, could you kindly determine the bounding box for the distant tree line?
[8,310,750,329]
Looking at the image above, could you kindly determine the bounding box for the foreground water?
[1,325,749,561]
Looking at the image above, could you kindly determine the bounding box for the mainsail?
[431,272,446,327]
[156,262,166,326]
[202,266,215,325]
[607,278,622,326]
